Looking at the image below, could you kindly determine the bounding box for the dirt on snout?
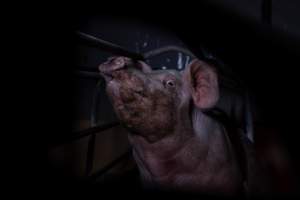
[106,70,177,142]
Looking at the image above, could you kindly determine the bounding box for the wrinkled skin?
[98,57,264,196]
[99,57,183,142]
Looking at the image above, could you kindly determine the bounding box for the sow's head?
[99,56,219,142]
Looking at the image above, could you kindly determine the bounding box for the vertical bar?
[245,92,254,142]
[85,81,102,176]
[90,80,102,127]
[261,0,272,25]
[85,134,96,176]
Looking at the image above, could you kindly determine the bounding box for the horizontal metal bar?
[76,31,145,61]
[143,45,196,59]
[87,148,132,182]
[49,122,120,148]
[74,70,103,79]
[76,65,99,72]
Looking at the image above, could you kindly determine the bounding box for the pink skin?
[98,57,244,195]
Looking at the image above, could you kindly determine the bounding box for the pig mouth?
[101,70,149,112]
[100,68,123,83]
[113,90,150,131]
[116,86,149,110]
[104,76,153,130]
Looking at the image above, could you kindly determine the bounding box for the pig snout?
[98,57,129,81]
[99,57,126,73]
[99,56,152,78]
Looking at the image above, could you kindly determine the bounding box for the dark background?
[41,0,300,199]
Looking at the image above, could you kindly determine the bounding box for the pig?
[98,56,268,196]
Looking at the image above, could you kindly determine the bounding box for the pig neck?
[128,106,221,160]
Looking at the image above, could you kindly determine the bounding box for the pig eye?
[166,80,175,87]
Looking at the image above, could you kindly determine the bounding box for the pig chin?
[106,80,176,141]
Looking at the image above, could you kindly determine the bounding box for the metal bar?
[85,81,103,176]
[91,80,102,127]
[76,65,99,72]
[261,0,272,25]
[74,70,103,79]
[245,92,254,142]
[50,122,120,148]
[143,45,196,59]
[76,31,145,61]
[85,133,96,176]
[87,148,132,182]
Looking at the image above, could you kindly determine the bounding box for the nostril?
[113,57,125,66]
[168,81,174,86]
[165,80,175,88]
[99,57,127,73]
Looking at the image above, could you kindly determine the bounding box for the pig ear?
[183,59,219,109]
